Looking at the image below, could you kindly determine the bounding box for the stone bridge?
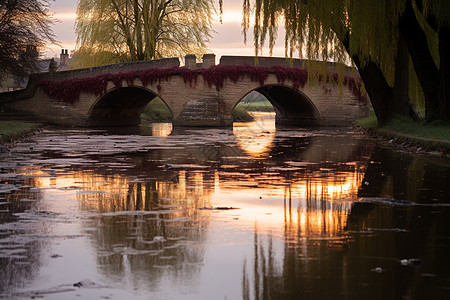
[0,54,370,127]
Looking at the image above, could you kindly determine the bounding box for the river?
[0,112,449,299]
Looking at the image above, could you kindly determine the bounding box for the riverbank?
[354,113,450,157]
[0,121,41,152]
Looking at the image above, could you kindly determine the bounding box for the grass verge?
[232,106,254,122]
[233,98,273,122]
[353,112,450,153]
[352,110,378,128]
[0,121,39,142]
[237,100,275,112]
[141,98,173,122]
[382,117,450,141]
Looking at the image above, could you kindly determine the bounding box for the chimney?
[60,49,69,66]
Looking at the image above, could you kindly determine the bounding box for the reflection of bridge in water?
[0,55,370,127]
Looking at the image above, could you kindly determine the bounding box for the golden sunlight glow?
[36,162,363,227]
[151,123,173,137]
[233,112,276,157]
[54,12,77,21]
[18,111,365,239]
[67,170,214,213]
[218,10,245,24]
[17,156,365,242]
[212,163,365,235]
[214,8,285,26]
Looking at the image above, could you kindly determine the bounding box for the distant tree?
[0,0,57,82]
[74,0,215,68]
[243,0,450,123]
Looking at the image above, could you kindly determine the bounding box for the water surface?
[1,113,449,299]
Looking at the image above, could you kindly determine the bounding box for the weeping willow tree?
[73,0,215,68]
[242,0,450,123]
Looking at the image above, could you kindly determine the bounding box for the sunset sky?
[46,0,288,61]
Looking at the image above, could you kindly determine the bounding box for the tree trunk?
[356,60,393,125]
[341,33,393,125]
[439,26,450,119]
[399,1,442,121]
[133,0,144,60]
[392,33,411,117]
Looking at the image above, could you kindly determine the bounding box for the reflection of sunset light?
[300,212,306,227]
[233,112,276,157]
[290,172,362,202]
[19,147,364,241]
[213,164,365,235]
[151,123,172,137]
[214,171,220,194]
[55,170,214,213]
[179,170,186,198]
[18,169,49,188]
[21,149,364,238]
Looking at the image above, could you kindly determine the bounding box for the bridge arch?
[232,84,320,126]
[88,86,173,127]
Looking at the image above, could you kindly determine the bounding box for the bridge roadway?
[0,54,370,127]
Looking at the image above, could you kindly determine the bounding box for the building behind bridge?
[0,49,71,93]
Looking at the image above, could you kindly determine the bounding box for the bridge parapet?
[219,56,358,77]
[47,57,181,82]
[185,54,216,69]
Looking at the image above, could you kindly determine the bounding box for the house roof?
[36,59,53,73]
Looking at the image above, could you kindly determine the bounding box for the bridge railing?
[46,57,181,82]
[219,56,358,77]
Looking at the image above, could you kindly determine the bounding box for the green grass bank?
[353,112,450,153]
[0,121,40,152]
[0,121,39,142]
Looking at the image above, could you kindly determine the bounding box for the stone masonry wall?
[1,55,369,127]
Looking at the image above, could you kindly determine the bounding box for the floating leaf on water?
[284,161,316,167]
[153,236,166,242]
[166,236,185,241]
[198,206,239,210]
[19,199,35,202]
[153,265,173,269]
[101,211,161,216]
[159,256,176,260]
[371,267,383,273]
[358,197,416,206]
[367,227,408,232]
[158,164,210,169]
[266,167,303,171]
[77,191,109,195]
[163,217,190,222]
